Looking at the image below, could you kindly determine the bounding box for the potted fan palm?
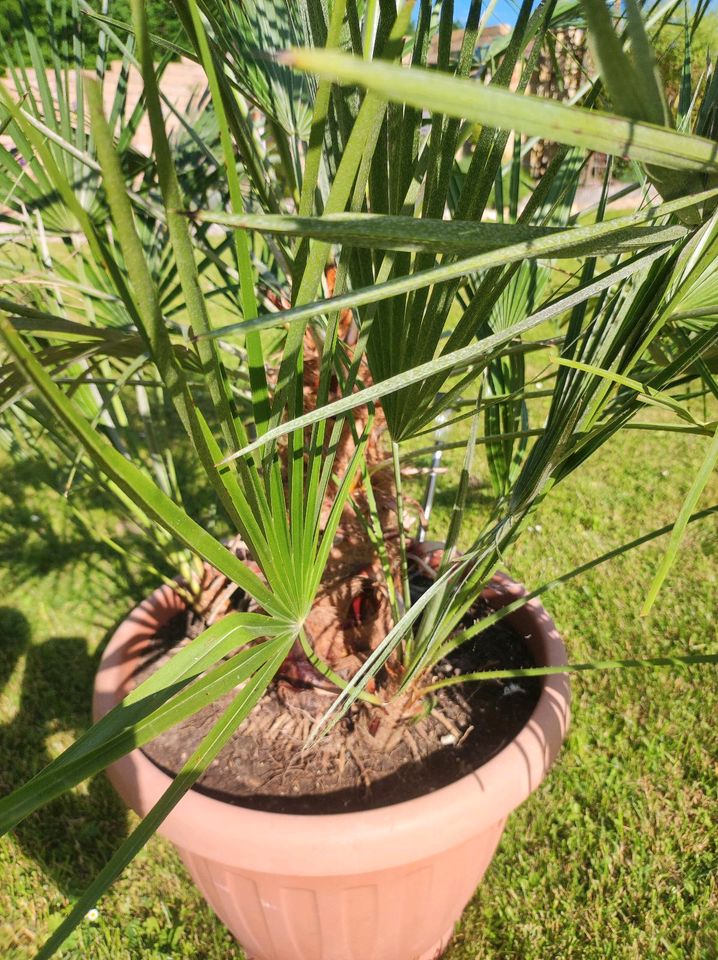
[2,0,718,957]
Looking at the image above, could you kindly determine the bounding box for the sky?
[453,0,524,27]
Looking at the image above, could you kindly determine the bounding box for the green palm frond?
[2,2,718,954]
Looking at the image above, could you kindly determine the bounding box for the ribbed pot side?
[93,574,570,960]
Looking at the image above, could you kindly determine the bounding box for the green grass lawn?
[1,393,717,958]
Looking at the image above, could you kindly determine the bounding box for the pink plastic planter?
[93,574,570,960]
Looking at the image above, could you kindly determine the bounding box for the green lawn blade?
[190,209,687,255]
[282,47,718,173]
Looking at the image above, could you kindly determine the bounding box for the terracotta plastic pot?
[93,574,570,960]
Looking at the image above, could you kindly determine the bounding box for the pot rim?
[93,573,570,876]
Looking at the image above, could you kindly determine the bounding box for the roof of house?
[426,24,511,63]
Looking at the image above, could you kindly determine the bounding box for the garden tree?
[0,0,186,62]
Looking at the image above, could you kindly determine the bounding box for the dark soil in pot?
[128,327,543,813]
[133,582,540,815]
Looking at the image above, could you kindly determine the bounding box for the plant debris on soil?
[132,342,542,814]
[135,584,541,814]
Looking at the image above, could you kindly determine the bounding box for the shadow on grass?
[0,457,164,605]
[0,458,110,584]
[432,482,497,511]
[0,606,129,896]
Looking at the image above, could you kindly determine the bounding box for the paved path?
[101,57,208,153]
[571,181,657,212]
[2,57,207,156]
